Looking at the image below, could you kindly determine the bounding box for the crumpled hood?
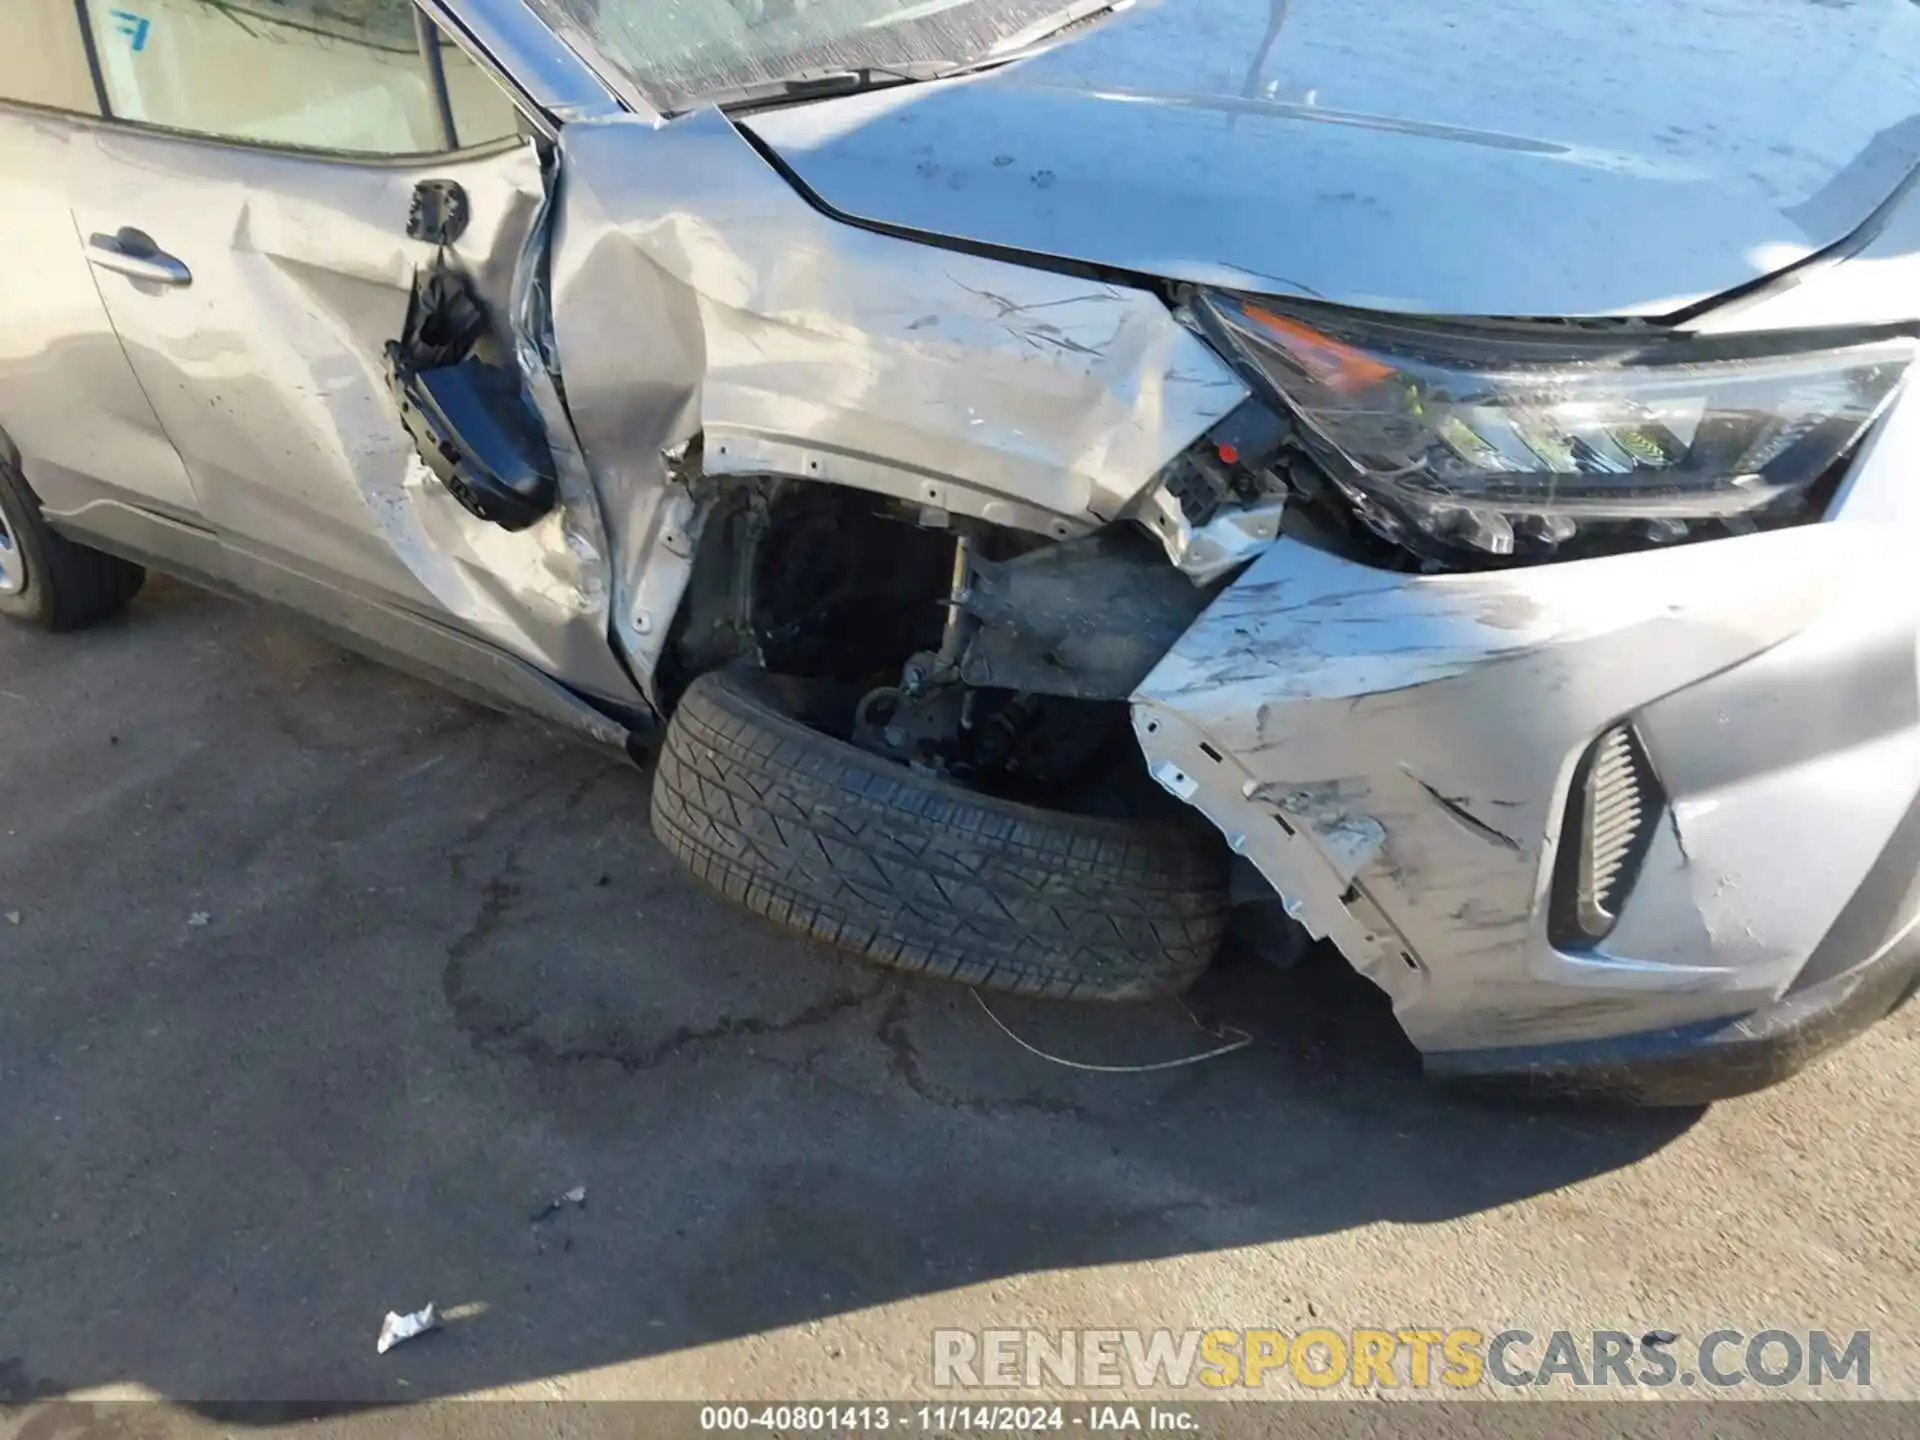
[740,0,1920,318]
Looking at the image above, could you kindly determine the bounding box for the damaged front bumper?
[1132,407,1920,1103]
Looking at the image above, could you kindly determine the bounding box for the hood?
[740,0,1920,318]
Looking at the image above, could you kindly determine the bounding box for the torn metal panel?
[546,108,1246,694]
[1123,394,1293,582]
[544,123,709,691]
[1133,517,1920,1054]
[1155,497,1286,585]
[1137,705,1408,981]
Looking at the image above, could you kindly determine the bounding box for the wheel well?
[655,476,1216,809]
[658,478,1039,707]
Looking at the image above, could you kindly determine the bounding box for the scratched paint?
[1134,511,1920,1054]
[546,108,1246,693]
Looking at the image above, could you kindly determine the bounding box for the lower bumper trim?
[1425,915,1920,1106]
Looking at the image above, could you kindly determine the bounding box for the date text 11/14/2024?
[699,1404,1197,1431]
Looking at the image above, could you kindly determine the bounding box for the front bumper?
[1131,389,1920,1104]
[1426,901,1920,1105]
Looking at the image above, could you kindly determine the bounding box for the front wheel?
[0,459,145,631]
[651,665,1230,1001]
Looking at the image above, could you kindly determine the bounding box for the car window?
[429,21,524,148]
[83,0,454,154]
[0,0,102,113]
[527,0,1086,113]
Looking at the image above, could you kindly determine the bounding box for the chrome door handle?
[87,228,192,287]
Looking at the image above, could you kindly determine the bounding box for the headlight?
[1192,291,1911,564]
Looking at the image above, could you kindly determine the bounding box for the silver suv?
[6,0,1919,1103]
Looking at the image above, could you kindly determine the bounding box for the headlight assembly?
[1191,291,1911,564]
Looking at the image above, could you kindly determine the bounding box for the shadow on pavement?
[0,584,1699,1413]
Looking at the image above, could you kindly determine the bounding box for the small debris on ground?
[530,1184,588,1224]
[4,911,19,926]
[187,912,211,928]
[376,1303,438,1354]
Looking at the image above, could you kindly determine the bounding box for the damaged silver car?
[6,0,1920,1104]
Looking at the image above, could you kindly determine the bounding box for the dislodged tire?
[651,666,1230,1001]
[0,457,145,631]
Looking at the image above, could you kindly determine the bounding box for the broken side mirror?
[392,356,558,533]
[407,179,471,247]
[386,261,558,533]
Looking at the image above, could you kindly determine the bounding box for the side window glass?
[85,0,445,154]
[0,0,102,113]
[429,23,524,148]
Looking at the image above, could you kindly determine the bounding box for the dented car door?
[68,0,635,705]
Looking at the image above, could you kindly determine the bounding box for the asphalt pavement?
[2,579,1917,1430]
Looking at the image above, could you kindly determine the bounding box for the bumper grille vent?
[1552,722,1664,946]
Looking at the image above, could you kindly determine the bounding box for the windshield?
[525,0,1086,111]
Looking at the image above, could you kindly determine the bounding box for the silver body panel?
[0,95,637,708]
[0,112,202,529]
[1131,172,1920,1052]
[547,107,1244,690]
[742,0,1920,317]
[1133,514,1920,1052]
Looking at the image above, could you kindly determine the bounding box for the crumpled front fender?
[545,108,1247,695]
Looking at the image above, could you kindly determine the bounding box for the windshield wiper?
[700,0,1129,114]
[703,61,964,113]
[978,0,1129,64]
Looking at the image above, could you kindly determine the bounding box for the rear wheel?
[651,665,1230,1001]
[0,459,145,631]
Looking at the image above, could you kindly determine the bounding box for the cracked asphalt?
[3,579,1919,1427]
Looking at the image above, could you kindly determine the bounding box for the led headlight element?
[1194,293,1911,562]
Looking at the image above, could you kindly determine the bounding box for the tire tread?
[651,667,1228,1001]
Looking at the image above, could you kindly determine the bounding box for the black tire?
[0,458,145,631]
[651,666,1230,1001]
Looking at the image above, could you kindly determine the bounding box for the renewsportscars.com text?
[932,1327,1872,1392]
